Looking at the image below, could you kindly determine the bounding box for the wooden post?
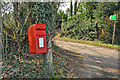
[0,1,3,78]
[5,33,8,60]
[112,14,116,45]
[42,30,53,77]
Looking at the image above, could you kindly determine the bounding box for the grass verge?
[57,37,120,50]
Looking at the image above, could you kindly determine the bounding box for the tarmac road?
[55,40,119,78]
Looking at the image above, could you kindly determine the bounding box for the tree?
[74,0,77,15]
[0,1,3,78]
[70,0,73,17]
[31,2,60,77]
[2,2,33,55]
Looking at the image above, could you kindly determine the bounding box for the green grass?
[57,37,120,50]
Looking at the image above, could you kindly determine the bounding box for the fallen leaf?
[72,76,76,78]
[32,71,35,72]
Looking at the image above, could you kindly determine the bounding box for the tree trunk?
[0,1,3,78]
[42,30,53,78]
[74,0,77,15]
[13,2,18,36]
[13,2,22,55]
[70,0,73,17]
[118,11,120,77]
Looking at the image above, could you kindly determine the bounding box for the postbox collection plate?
[39,38,44,48]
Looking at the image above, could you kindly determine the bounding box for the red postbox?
[28,24,47,53]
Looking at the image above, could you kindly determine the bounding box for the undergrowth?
[2,44,69,78]
[57,37,120,50]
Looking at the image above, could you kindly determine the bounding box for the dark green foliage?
[61,15,98,41]
[66,8,70,15]
[61,2,120,44]
[55,10,68,29]
[31,2,55,24]
[31,2,56,34]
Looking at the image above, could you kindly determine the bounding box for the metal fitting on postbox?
[28,24,47,53]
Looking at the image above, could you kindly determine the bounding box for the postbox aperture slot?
[36,28,46,30]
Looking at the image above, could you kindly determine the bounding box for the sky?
[2,1,73,15]
[58,0,75,13]
[59,2,70,13]
[58,0,119,13]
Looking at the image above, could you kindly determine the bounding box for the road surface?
[55,40,119,78]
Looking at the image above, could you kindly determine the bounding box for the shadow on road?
[54,45,119,78]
